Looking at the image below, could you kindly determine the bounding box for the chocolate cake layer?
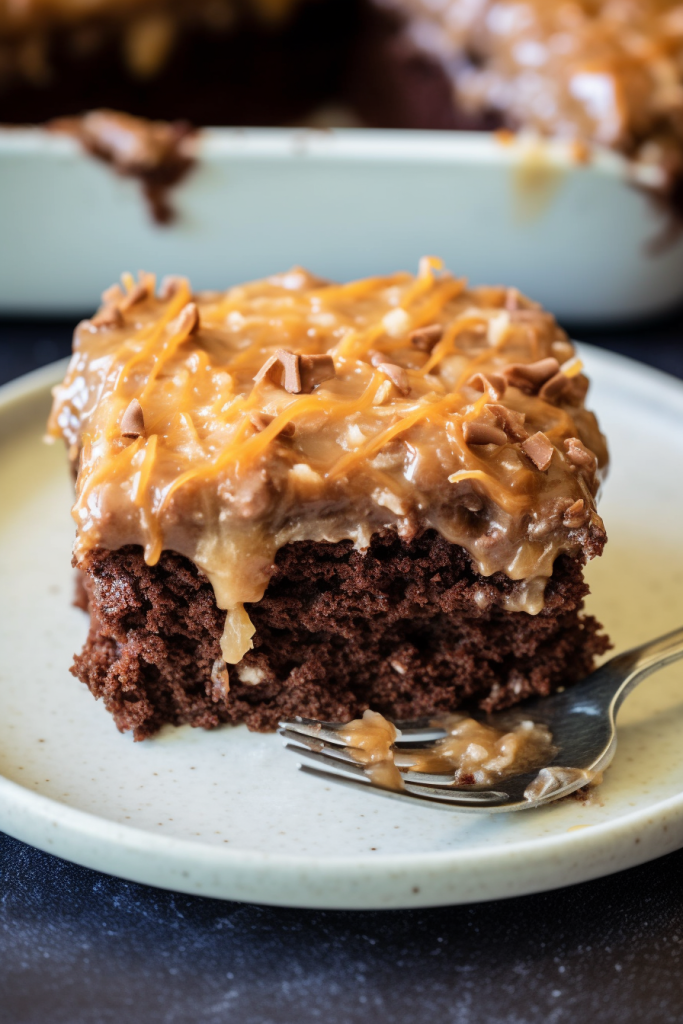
[74,531,609,740]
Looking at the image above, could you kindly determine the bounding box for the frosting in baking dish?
[48,259,607,664]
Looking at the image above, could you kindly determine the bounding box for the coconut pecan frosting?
[48,258,608,666]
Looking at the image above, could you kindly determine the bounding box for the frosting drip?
[48,259,608,665]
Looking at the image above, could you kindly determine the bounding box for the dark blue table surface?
[1,314,683,1024]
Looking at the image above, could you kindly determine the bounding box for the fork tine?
[282,729,458,774]
[287,744,511,804]
[278,719,349,747]
[283,742,371,779]
[279,716,447,746]
[282,729,509,790]
[281,733,365,769]
[296,764,511,809]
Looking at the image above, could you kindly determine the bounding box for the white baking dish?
[0,126,681,323]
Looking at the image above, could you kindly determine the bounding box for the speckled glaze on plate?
[0,349,682,910]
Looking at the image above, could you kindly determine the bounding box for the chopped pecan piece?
[538,371,569,403]
[463,420,508,446]
[564,437,597,473]
[563,498,590,529]
[563,373,590,404]
[409,323,443,352]
[300,354,336,392]
[120,398,145,439]
[120,281,149,311]
[485,403,529,442]
[177,301,200,336]
[210,658,230,700]
[254,350,335,394]
[466,372,507,401]
[502,357,560,394]
[248,412,295,437]
[376,362,410,396]
[159,275,185,300]
[254,349,301,393]
[91,306,124,329]
[504,287,521,311]
[101,283,124,306]
[521,431,554,470]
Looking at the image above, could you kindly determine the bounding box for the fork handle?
[611,625,683,712]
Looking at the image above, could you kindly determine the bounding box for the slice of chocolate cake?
[48,260,610,739]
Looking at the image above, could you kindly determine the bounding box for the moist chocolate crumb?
[72,530,610,740]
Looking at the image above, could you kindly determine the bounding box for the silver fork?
[279,627,683,812]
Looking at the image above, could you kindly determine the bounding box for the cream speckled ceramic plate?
[1,349,683,909]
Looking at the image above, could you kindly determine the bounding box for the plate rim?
[1,349,683,909]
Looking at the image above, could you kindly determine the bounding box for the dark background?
[1,314,683,1024]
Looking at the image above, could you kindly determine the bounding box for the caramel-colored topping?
[338,710,554,792]
[49,260,608,666]
[249,412,295,437]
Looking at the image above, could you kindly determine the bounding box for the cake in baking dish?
[3,0,683,204]
[48,259,610,739]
